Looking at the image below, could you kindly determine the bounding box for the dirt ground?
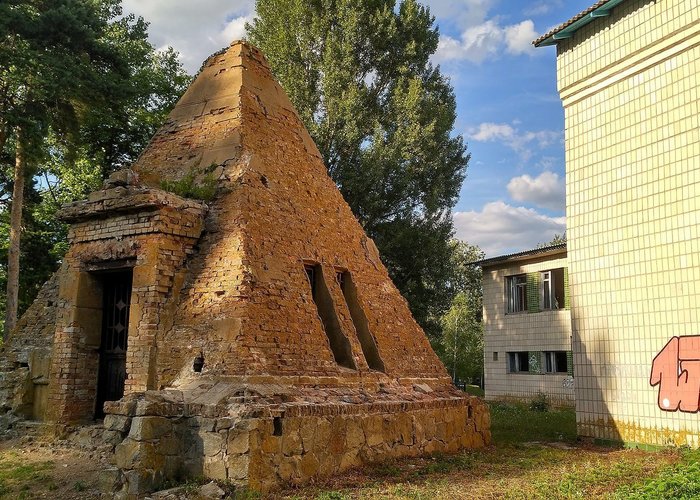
[0,437,681,499]
[0,434,111,499]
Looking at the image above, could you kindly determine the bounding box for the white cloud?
[436,21,502,63]
[121,0,255,72]
[507,171,565,211]
[453,201,566,257]
[468,122,562,162]
[504,20,538,55]
[434,19,538,63]
[219,15,253,44]
[470,122,515,141]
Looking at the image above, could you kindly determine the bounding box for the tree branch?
[43,170,59,206]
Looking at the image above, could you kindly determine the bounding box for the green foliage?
[433,241,484,383]
[489,402,577,444]
[529,392,550,412]
[438,291,483,383]
[316,492,350,500]
[160,169,217,202]
[463,384,484,397]
[613,449,700,499]
[550,457,653,498]
[0,453,53,497]
[0,0,189,322]
[247,0,469,338]
[538,232,567,248]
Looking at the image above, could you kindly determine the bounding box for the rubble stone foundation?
[101,384,490,495]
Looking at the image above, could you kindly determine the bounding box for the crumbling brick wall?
[0,272,60,422]
[45,186,207,424]
[134,43,448,388]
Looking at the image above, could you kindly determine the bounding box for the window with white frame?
[540,268,565,310]
[544,351,569,373]
[508,352,529,373]
[506,274,527,313]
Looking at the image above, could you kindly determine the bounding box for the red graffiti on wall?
[650,336,700,412]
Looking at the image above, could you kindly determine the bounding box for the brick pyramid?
[2,41,490,494]
[131,41,451,386]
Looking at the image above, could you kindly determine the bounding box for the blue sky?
[122,0,596,256]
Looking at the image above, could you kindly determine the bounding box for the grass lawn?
[463,385,485,397]
[277,402,696,499]
[0,451,56,499]
[1,402,699,498]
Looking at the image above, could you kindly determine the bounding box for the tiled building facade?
[536,0,700,446]
[480,245,574,406]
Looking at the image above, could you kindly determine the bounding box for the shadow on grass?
[489,402,577,445]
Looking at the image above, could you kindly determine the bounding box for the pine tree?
[247,0,469,338]
[0,0,189,334]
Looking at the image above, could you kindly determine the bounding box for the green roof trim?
[534,0,628,47]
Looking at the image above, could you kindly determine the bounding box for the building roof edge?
[533,0,628,47]
[473,243,567,267]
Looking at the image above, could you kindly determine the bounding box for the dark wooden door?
[95,270,132,419]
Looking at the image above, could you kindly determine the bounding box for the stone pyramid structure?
[128,42,448,385]
[1,41,490,494]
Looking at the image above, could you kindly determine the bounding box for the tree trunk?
[0,126,6,154]
[4,128,25,337]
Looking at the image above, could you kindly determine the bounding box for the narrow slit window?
[338,271,385,372]
[304,264,356,369]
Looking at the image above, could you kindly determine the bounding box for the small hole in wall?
[273,416,283,436]
[193,355,204,373]
[468,406,473,419]
[260,175,269,188]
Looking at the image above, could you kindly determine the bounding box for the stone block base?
[104,384,491,496]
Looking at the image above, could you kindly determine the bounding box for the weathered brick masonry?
[0,41,490,495]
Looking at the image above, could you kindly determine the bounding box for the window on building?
[508,352,529,373]
[540,268,565,310]
[544,351,569,373]
[493,352,498,362]
[506,275,527,313]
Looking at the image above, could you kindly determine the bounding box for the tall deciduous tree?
[247,0,469,338]
[435,241,485,384]
[0,0,189,334]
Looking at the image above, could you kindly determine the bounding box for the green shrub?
[160,169,217,201]
[614,449,700,499]
[529,392,550,412]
